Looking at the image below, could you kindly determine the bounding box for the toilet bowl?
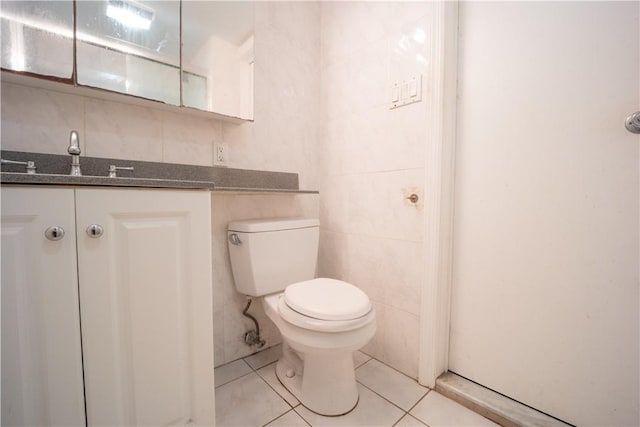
[227,218,376,416]
[262,279,376,415]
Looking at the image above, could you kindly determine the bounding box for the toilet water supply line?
[242,298,266,348]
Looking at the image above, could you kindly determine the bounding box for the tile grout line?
[291,405,313,427]
[354,357,431,415]
[404,389,433,427]
[214,358,253,388]
[261,407,311,427]
[253,362,299,410]
[355,378,419,419]
[214,369,254,389]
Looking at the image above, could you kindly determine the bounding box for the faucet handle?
[1,159,37,174]
[68,130,81,155]
[108,165,134,178]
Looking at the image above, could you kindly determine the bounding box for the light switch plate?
[390,74,422,110]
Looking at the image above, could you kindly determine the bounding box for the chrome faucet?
[68,130,81,176]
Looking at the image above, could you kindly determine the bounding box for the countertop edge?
[1,173,319,194]
[213,187,319,194]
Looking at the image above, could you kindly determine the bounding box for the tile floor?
[214,345,499,427]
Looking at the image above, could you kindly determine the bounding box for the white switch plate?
[390,74,422,110]
[214,143,228,166]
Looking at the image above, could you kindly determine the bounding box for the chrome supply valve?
[1,158,37,174]
[68,130,82,176]
[108,165,134,178]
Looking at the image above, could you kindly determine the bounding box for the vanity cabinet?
[1,187,214,426]
[1,187,85,426]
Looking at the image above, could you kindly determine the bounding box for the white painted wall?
[449,2,639,425]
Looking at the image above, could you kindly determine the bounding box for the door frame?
[418,0,458,388]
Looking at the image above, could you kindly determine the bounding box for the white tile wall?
[222,2,321,191]
[1,1,437,379]
[318,2,434,379]
[0,84,85,154]
[84,98,164,161]
[1,2,322,368]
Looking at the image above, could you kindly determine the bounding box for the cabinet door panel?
[1,187,85,427]
[75,189,214,426]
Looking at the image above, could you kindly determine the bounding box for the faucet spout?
[68,130,82,176]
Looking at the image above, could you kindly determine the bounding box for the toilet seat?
[264,279,375,333]
[278,296,375,332]
[284,278,371,321]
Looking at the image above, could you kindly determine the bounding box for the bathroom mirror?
[75,0,181,105]
[0,1,74,79]
[182,1,254,119]
[1,0,254,120]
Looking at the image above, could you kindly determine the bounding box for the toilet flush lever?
[229,233,242,245]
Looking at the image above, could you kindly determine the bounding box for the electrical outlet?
[214,143,228,166]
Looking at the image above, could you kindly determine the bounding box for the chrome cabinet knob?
[86,224,104,238]
[44,226,65,241]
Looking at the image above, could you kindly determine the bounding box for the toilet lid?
[284,278,371,321]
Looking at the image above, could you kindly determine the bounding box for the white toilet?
[227,218,376,416]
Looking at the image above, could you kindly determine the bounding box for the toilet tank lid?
[228,217,319,233]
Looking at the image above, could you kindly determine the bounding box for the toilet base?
[275,342,359,416]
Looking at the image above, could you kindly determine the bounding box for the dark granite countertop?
[1,172,216,190]
[1,150,318,194]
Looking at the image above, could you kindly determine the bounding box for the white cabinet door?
[1,187,86,426]
[75,189,214,426]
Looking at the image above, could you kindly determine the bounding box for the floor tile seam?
[356,378,415,415]
[406,389,435,427]
[215,357,252,371]
[359,356,430,389]
[249,360,278,371]
[292,403,404,427]
[215,369,255,389]
[355,357,430,411]
[291,406,314,427]
[253,363,299,410]
[355,357,375,371]
[243,345,283,371]
[261,408,311,427]
[406,388,432,414]
[392,412,432,427]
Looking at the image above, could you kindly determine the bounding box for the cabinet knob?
[44,226,65,241]
[86,224,104,238]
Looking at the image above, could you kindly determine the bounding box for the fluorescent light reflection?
[106,4,152,30]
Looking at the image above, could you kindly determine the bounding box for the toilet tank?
[227,218,320,297]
